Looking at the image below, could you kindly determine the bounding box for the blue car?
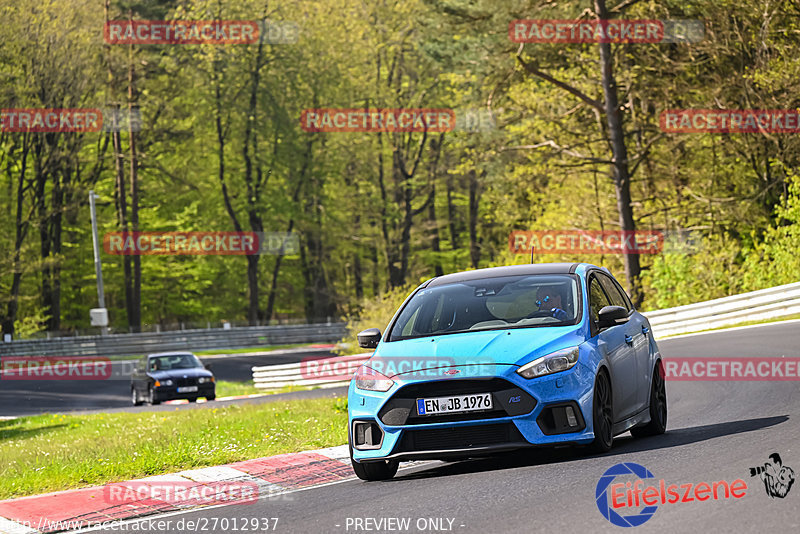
[347,263,666,481]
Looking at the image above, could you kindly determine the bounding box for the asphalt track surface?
[0,348,337,416]
[83,320,800,534]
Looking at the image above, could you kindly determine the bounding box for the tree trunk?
[468,170,480,268]
[3,135,31,338]
[595,0,642,306]
[446,173,459,250]
[112,124,134,329]
[127,29,141,331]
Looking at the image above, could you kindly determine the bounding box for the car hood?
[147,368,212,380]
[371,326,585,379]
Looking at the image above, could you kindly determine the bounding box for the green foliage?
[643,234,745,310]
[12,308,50,339]
[337,283,418,355]
[3,0,800,336]
[742,174,800,290]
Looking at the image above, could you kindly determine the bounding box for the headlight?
[155,379,174,387]
[353,365,394,392]
[198,377,214,384]
[516,346,579,379]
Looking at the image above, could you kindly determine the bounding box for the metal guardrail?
[0,323,347,358]
[251,282,800,390]
[252,353,369,391]
[644,281,800,338]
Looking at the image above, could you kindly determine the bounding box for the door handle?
[642,325,650,335]
[625,334,633,345]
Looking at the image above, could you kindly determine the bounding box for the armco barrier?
[252,353,370,391]
[643,281,800,337]
[0,323,346,358]
[251,282,800,390]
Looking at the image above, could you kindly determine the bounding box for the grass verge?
[0,396,348,500]
[213,380,262,397]
[213,381,323,398]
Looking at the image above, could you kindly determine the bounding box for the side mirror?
[597,305,630,329]
[357,328,382,349]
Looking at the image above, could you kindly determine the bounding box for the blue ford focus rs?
[347,263,666,481]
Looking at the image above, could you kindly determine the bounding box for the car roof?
[426,262,583,287]
[146,351,195,358]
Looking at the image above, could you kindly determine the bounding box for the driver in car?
[536,286,570,321]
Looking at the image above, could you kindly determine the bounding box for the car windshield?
[149,354,203,371]
[388,274,579,341]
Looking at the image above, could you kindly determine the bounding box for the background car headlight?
[198,377,214,384]
[155,379,174,387]
[353,365,394,392]
[517,346,579,379]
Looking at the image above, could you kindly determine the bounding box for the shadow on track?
[392,415,789,481]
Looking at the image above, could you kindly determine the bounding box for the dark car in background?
[131,351,215,405]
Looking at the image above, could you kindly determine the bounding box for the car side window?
[588,276,611,324]
[597,273,629,311]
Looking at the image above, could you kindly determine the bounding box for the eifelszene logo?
[596,463,658,527]
[749,453,795,499]
[595,462,748,527]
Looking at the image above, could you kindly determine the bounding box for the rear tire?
[631,362,667,437]
[588,370,613,454]
[188,397,198,403]
[206,395,216,401]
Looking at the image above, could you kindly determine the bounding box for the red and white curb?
[0,445,353,534]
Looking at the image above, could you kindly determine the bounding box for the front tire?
[631,361,667,437]
[351,457,399,481]
[588,370,613,453]
[349,443,398,481]
[131,387,144,406]
[148,385,161,405]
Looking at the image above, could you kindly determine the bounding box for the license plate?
[177,386,198,393]
[416,393,492,416]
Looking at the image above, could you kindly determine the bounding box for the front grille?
[396,422,525,452]
[378,378,536,425]
[175,377,197,387]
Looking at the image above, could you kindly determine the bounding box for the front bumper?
[153,384,215,401]
[348,362,596,463]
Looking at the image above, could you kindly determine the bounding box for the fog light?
[565,406,578,427]
[353,421,383,450]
